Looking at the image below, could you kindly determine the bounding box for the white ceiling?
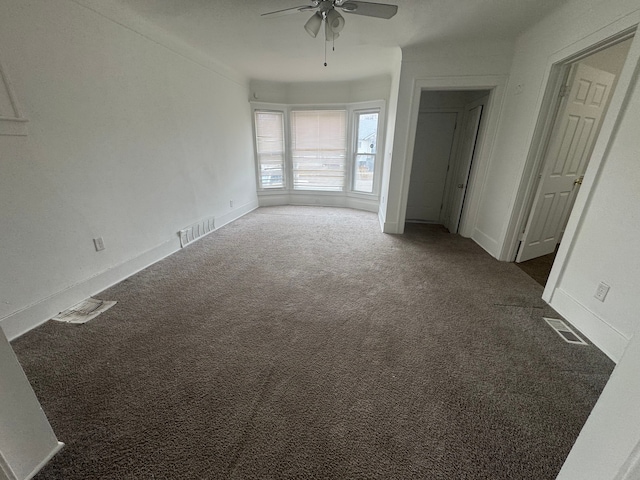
[97,0,565,82]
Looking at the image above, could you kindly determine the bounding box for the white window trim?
[351,107,385,196]
[252,109,286,190]
[251,100,386,209]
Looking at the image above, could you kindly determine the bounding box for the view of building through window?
[353,112,378,193]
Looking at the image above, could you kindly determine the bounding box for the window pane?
[255,111,284,189]
[353,112,379,193]
[353,154,375,193]
[356,113,378,154]
[291,110,346,191]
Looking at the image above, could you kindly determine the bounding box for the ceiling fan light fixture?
[326,8,345,33]
[341,2,357,12]
[304,12,322,38]
[325,18,340,41]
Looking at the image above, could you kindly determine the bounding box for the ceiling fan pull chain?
[324,35,327,66]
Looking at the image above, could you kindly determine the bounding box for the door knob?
[457,184,464,189]
[573,176,584,186]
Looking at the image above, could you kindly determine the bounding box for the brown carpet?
[12,206,613,479]
[515,250,558,287]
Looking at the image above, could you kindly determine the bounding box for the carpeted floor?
[515,250,558,287]
[12,206,613,479]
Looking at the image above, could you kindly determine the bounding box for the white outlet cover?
[595,282,610,302]
[93,237,105,251]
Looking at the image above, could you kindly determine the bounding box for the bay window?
[252,101,384,201]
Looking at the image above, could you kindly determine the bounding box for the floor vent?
[179,216,215,248]
[544,317,588,345]
[52,297,116,324]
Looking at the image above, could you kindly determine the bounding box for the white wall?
[482,0,640,361]
[0,0,257,339]
[581,38,633,76]
[558,314,640,479]
[250,75,393,105]
[418,90,488,110]
[378,48,402,231]
[479,0,640,476]
[486,0,640,262]
[554,67,640,327]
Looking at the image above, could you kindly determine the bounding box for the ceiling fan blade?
[261,5,316,18]
[339,1,398,19]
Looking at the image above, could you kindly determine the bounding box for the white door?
[516,63,616,262]
[406,112,458,222]
[448,103,484,233]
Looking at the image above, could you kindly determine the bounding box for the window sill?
[257,190,380,213]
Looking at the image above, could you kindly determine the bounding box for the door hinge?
[559,85,570,98]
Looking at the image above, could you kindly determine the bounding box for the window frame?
[251,100,385,199]
[351,108,383,195]
[289,107,349,192]
[252,108,287,190]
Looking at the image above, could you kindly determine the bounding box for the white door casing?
[406,112,458,223]
[516,63,616,262]
[448,103,484,233]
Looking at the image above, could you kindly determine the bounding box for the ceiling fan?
[261,1,398,43]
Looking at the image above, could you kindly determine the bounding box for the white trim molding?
[548,287,628,362]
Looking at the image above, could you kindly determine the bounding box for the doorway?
[515,37,633,286]
[405,90,490,233]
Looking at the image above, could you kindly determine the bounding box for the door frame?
[516,61,617,263]
[501,21,640,301]
[398,77,507,237]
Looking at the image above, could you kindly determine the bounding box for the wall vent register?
[544,317,588,345]
[179,216,216,248]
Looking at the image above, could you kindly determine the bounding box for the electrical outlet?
[594,282,610,302]
[93,237,105,252]
[230,200,234,208]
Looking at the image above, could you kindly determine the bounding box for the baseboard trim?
[378,208,386,232]
[549,287,629,363]
[471,227,499,258]
[382,221,400,234]
[0,239,181,341]
[257,193,378,213]
[24,442,64,480]
[1,201,259,341]
[215,199,259,230]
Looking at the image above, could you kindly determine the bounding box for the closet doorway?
[406,90,490,233]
